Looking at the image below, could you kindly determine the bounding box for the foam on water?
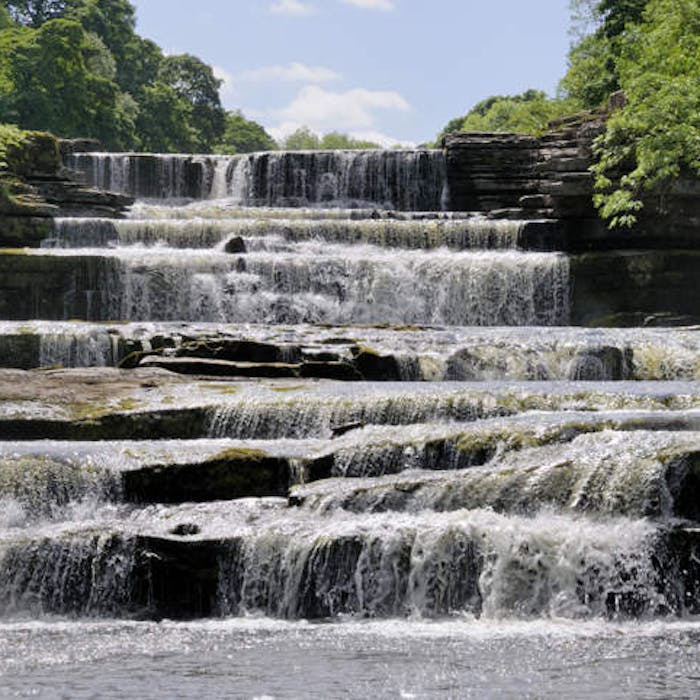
[1,617,699,698]
[0,505,666,621]
[23,246,570,326]
[49,216,524,251]
[1,143,698,652]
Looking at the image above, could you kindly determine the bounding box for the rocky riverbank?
[0,128,132,247]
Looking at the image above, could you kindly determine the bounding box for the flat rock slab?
[123,449,295,503]
[4,369,700,441]
[139,356,303,378]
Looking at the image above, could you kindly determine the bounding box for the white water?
[67,149,448,210]
[49,216,524,250]
[20,245,571,325]
[293,429,700,518]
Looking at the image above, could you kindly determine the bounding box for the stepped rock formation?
[0,133,132,248]
[0,130,699,626]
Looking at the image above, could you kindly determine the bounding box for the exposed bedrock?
[570,251,700,327]
[444,113,700,253]
[0,132,132,247]
[122,449,294,503]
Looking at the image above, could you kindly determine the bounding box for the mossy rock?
[0,332,41,369]
[0,216,54,247]
[1,127,60,177]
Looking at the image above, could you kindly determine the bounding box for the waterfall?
[216,509,661,620]
[4,321,700,380]
[66,153,215,200]
[209,158,230,199]
[0,143,698,636]
[26,248,570,325]
[67,149,448,210]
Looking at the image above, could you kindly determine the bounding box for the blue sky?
[130,0,573,146]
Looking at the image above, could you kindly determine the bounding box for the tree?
[279,127,382,151]
[0,5,14,27]
[2,0,69,27]
[592,0,700,226]
[135,82,197,153]
[157,54,225,152]
[597,0,647,38]
[0,19,133,146]
[560,0,649,108]
[319,132,380,149]
[214,110,276,154]
[436,90,579,141]
[281,126,320,150]
[65,0,161,94]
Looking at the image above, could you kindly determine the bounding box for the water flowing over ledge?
[66,150,449,211]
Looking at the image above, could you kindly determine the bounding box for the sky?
[130,0,573,147]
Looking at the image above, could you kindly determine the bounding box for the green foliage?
[0,19,131,146]
[319,132,381,150]
[157,54,224,152]
[280,126,381,151]
[437,90,579,142]
[135,82,198,153]
[214,110,276,154]
[597,0,647,38]
[0,5,14,28]
[462,92,579,135]
[559,32,619,108]
[281,127,320,150]
[3,0,69,28]
[560,0,649,108]
[591,0,700,227]
[0,0,228,152]
[434,116,465,144]
[65,0,148,92]
[0,123,28,171]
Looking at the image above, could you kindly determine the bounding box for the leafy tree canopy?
[0,18,132,145]
[280,127,381,151]
[561,0,649,108]
[591,0,700,226]
[157,54,224,152]
[436,90,578,142]
[3,0,69,27]
[0,0,253,152]
[214,110,277,155]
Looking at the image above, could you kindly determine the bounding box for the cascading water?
[2,146,700,698]
[67,149,448,210]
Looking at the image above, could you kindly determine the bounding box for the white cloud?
[269,0,316,16]
[274,85,410,132]
[342,0,395,10]
[350,130,415,149]
[267,122,316,143]
[266,124,413,149]
[238,62,341,84]
[213,66,234,97]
